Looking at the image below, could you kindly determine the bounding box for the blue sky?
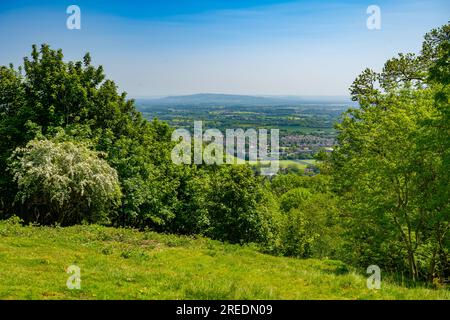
[0,0,449,97]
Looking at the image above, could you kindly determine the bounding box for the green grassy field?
[0,218,448,300]
[246,159,317,171]
[279,159,317,169]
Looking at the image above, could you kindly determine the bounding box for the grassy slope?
[0,220,448,300]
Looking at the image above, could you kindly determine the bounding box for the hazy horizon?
[1,0,449,96]
[132,93,353,99]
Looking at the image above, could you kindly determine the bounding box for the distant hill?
[135,93,354,108]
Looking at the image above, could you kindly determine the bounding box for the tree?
[331,23,450,282]
[0,44,279,243]
[279,187,311,213]
[8,139,122,225]
[270,173,331,196]
[168,166,211,235]
[420,24,450,280]
[0,44,182,229]
[277,193,341,258]
[207,165,276,244]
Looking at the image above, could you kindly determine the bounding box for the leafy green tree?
[278,209,312,257]
[270,173,331,196]
[168,166,211,235]
[277,192,341,258]
[0,44,283,245]
[279,187,311,213]
[331,23,450,282]
[0,44,183,229]
[8,139,122,225]
[207,165,275,244]
[420,24,450,280]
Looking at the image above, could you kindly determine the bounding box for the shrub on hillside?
[8,139,122,225]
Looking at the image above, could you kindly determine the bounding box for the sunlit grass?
[0,219,448,300]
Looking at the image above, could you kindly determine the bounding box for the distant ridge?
[135,93,354,107]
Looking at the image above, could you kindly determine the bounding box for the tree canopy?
[331,23,450,282]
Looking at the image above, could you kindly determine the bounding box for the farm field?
[248,160,317,171]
